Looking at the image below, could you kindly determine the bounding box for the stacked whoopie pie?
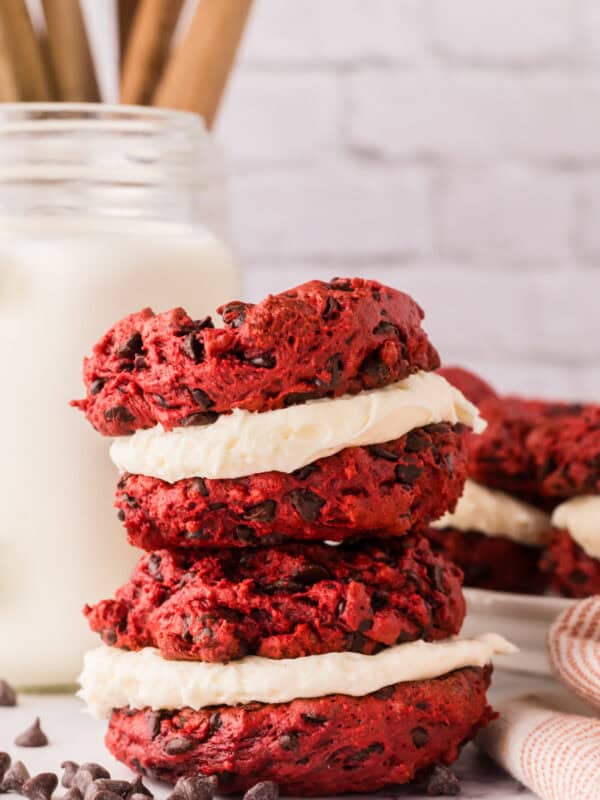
[74,279,512,796]
[428,367,600,598]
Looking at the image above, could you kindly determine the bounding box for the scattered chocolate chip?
[569,569,587,585]
[279,733,299,751]
[163,737,196,755]
[118,333,144,359]
[147,554,163,581]
[104,406,135,424]
[357,617,373,632]
[300,713,327,726]
[192,316,214,331]
[103,628,117,645]
[242,781,279,800]
[283,391,320,407]
[127,777,152,799]
[395,463,424,484]
[347,632,368,652]
[293,564,330,584]
[246,354,276,369]
[426,764,460,796]
[90,378,105,396]
[424,422,451,435]
[133,356,148,371]
[117,509,126,521]
[405,430,430,452]
[181,333,204,363]
[359,350,389,383]
[372,685,395,700]
[368,445,398,462]
[0,679,17,706]
[77,765,111,782]
[130,794,151,800]
[146,712,161,740]
[63,789,83,800]
[289,490,326,522]
[0,753,10,783]
[221,301,249,328]
[322,296,341,320]
[121,493,138,509]
[15,717,48,747]
[179,412,218,427]
[22,773,58,800]
[411,726,429,749]
[191,389,214,410]
[243,500,277,522]
[61,762,80,789]
[234,525,258,544]
[328,278,353,292]
[292,464,319,481]
[208,712,222,736]
[190,477,209,497]
[2,761,30,792]
[170,775,218,800]
[85,780,130,800]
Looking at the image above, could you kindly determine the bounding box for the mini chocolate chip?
[569,570,587,585]
[279,733,299,751]
[133,356,148,371]
[405,430,430,452]
[146,712,161,740]
[78,764,110,781]
[0,753,10,783]
[190,477,209,497]
[163,737,196,755]
[347,632,368,652]
[15,717,48,747]
[416,701,430,710]
[426,764,460,796]
[127,777,152,799]
[246,354,276,369]
[153,394,175,409]
[61,762,80,789]
[243,781,279,800]
[192,316,215,331]
[373,321,401,338]
[73,768,107,795]
[424,422,451,435]
[147,554,163,581]
[235,525,258,544]
[372,685,395,700]
[293,564,330,584]
[411,726,429,748]
[103,629,117,645]
[283,391,320,407]
[289,490,326,522]
[357,617,373,633]
[22,773,58,800]
[118,333,144,359]
[181,334,204,363]
[359,350,389,384]
[292,464,319,481]
[86,780,131,800]
[300,713,327,726]
[2,761,29,792]
[104,406,135,424]
[368,445,398,462]
[179,412,219,427]
[444,453,454,476]
[122,493,138,509]
[395,463,424,484]
[322,296,341,320]
[63,789,83,800]
[191,389,214,409]
[171,775,218,800]
[328,278,353,292]
[295,757,309,765]
[0,678,17,706]
[117,509,126,521]
[221,301,249,328]
[243,500,277,522]
[314,354,343,388]
[90,378,105,396]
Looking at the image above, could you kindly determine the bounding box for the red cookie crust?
[116,423,468,551]
[84,537,466,663]
[426,527,548,595]
[436,366,498,406]
[540,528,600,598]
[106,666,494,796]
[73,278,440,436]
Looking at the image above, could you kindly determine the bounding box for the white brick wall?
[214,0,599,402]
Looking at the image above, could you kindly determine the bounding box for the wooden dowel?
[0,0,52,100]
[153,0,254,128]
[0,20,21,102]
[42,0,100,102]
[120,0,184,106]
[118,0,140,66]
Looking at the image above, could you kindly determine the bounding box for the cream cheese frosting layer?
[552,496,600,559]
[79,633,515,718]
[432,480,551,547]
[110,371,484,482]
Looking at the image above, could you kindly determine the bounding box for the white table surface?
[0,670,554,800]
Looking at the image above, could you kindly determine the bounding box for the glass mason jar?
[0,104,240,688]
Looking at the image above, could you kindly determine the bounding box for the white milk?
[0,216,239,687]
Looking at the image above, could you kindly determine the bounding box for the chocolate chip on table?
[85,780,131,800]
[242,780,280,800]
[2,761,30,792]
[15,717,48,747]
[169,775,218,800]
[22,773,58,800]
[73,765,110,795]
[425,764,461,796]
[61,761,80,788]
[411,726,430,749]
[289,490,326,522]
[78,764,110,781]
[0,753,10,783]
[163,737,196,755]
[0,679,17,707]
[62,788,84,800]
[127,776,153,799]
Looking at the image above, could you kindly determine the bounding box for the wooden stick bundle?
[0,0,52,101]
[118,0,140,65]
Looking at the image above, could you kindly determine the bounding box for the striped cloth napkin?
[477,597,600,800]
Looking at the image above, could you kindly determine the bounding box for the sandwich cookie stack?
[74,279,513,795]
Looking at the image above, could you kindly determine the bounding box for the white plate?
[462,588,576,677]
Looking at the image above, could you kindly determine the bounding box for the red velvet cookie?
[73,278,440,436]
[116,423,468,551]
[426,527,548,595]
[85,536,465,662]
[436,366,498,406]
[540,529,600,598]
[106,666,494,796]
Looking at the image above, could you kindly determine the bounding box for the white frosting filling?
[432,480,551,547]
[552,496,600,559]
[79,634,516,718]
[110,371,484,482]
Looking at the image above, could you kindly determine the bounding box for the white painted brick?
[431,0,572,65]
[238,0,424,65]
[437,165,574,266]
[231,162,431,260]
[217,72,340,166]
[575,175,600,262]
[348,71,600,161]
